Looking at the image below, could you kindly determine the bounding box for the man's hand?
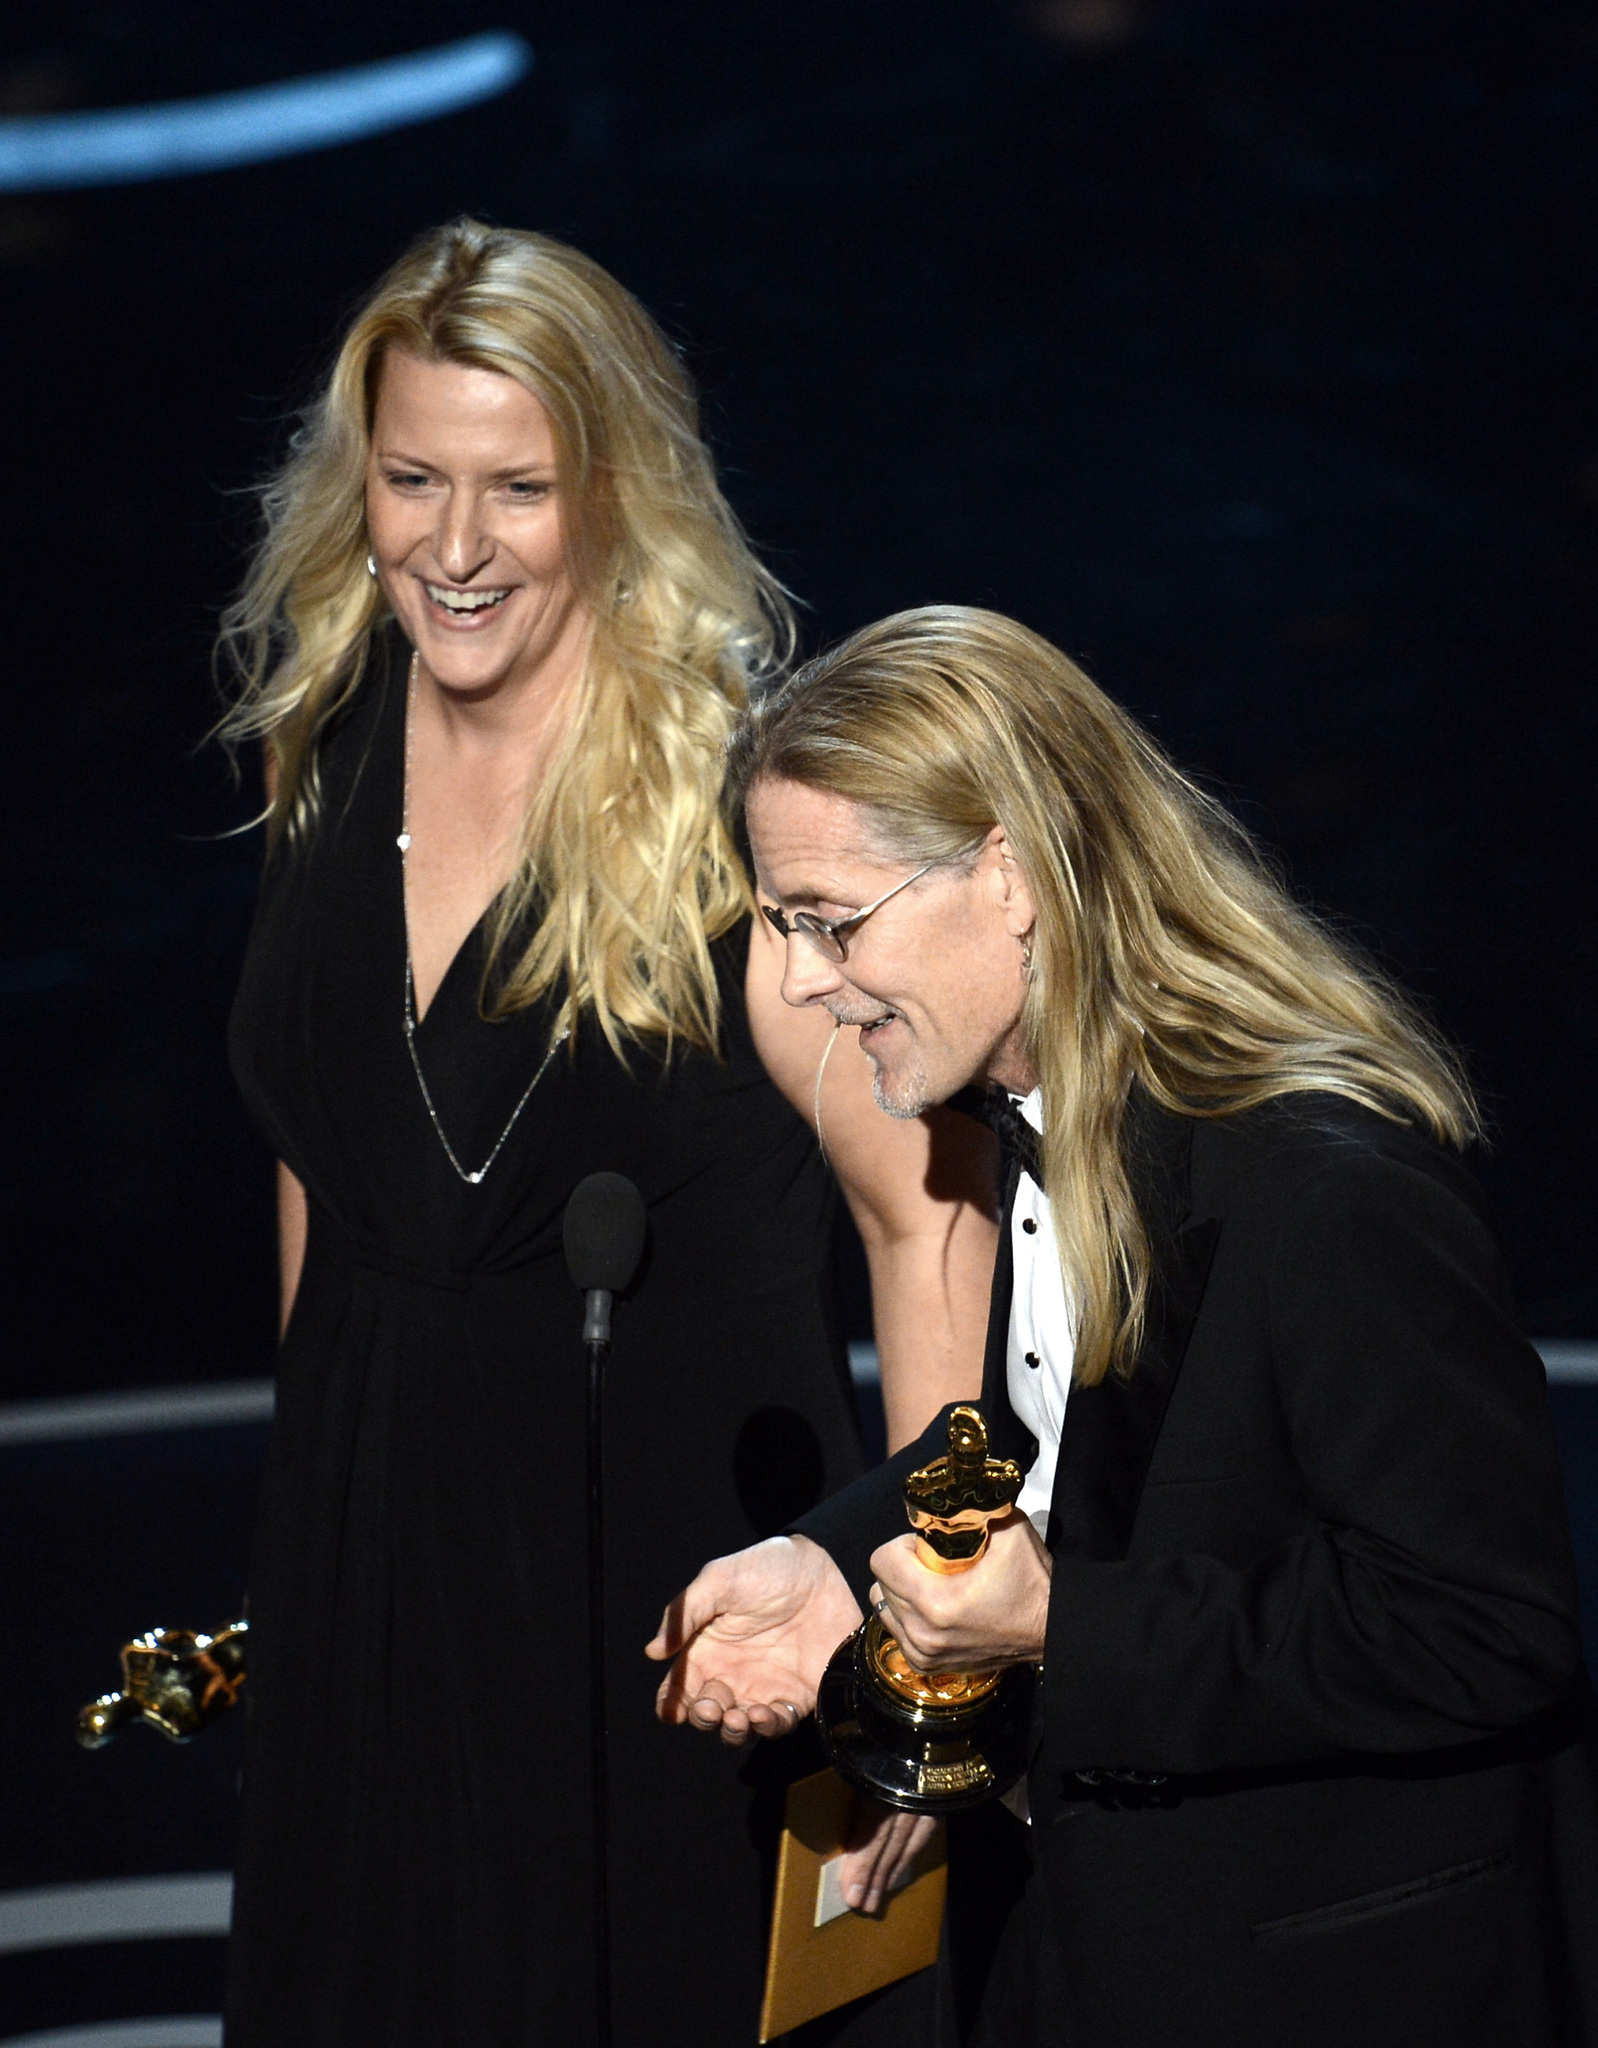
[646,1534,863,1745]
[837,1803,940,1915]
[870,1510,1051,1671]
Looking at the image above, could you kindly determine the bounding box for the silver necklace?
[399,653,568,1185]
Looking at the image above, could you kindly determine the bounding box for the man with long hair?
[650,607,1598,2046]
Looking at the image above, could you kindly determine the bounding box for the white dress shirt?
[1004,1088,1076,1534]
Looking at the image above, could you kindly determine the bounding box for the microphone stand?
[582,1283,614,2048]
[564,1169,645,2048]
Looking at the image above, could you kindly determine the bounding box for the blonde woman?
[659,607,1597,2048]
[220,227,996,2046]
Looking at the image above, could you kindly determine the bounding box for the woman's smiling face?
[364,349,589,699]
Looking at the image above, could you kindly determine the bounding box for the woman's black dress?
[224,651,927,2045]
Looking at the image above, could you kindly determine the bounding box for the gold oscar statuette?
[815,1405,1036,1812]
[75,1619,248,1748]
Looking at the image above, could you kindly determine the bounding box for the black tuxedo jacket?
[796,1090,1598,2048]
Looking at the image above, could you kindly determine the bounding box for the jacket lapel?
[947,1087,1034,1470]
[978,1153,1033,1466]
[1047,1093,1219,1562]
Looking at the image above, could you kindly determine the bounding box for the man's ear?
[986,824,1037,939]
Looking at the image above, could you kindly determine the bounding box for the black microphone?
[563,1171,647,1347]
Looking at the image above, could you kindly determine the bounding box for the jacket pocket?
[1250,1852,1512,1941]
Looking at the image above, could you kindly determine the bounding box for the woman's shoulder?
[709,909,754,988]
[267,634,401,876]
[700,910,764,1068]
[591,912,757,1077]
[317,634,401,797]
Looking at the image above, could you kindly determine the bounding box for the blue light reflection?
[0,33,532,191]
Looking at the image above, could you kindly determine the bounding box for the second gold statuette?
[76,1619,248,1748]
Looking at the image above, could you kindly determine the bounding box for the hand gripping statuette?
[816,1406,1035,1813]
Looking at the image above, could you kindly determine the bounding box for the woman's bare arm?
[745,914,998,1450]
[261,745,307,1343]
[278,1162,308,1339]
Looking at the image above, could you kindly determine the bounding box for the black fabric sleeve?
[1038,1149,1583,1777]
[789,1406,959,1610]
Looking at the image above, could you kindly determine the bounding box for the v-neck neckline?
[404,888,500,1033]
[390,654,508,1033]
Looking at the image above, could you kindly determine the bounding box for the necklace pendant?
[396,831,412,852]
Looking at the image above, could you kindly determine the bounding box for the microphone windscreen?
[563,1172,647,1293]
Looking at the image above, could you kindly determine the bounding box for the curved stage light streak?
[0,1875,233,1956]
[0,32,531,191]
[0,2026,221,2048]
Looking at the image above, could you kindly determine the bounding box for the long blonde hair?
[219,218,793,1054]
[730,606,1479,1385]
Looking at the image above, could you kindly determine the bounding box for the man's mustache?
[825,1001,897,1030]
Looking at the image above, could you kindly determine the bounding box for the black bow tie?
[948,1084,1043,1188]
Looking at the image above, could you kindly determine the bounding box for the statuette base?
[817,1622,1034,1815]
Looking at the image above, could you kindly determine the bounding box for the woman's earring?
[366,552,378,578]
[1020,931,1035,981]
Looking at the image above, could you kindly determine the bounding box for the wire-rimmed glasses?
[759,861,938,963]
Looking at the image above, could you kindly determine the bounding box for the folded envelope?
[759,1767,946,2041]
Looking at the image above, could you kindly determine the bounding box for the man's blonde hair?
[731,606,1478,1385]
[220,218,793,1054]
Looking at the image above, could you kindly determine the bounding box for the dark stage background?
[2,3,1595,2041]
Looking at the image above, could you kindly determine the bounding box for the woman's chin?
[413,632,524,698]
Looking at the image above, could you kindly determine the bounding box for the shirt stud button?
[1025,1350,1041,1369]
[1021,1217,1038,1234]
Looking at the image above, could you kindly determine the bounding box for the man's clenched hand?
[870,1509,1051,1672]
